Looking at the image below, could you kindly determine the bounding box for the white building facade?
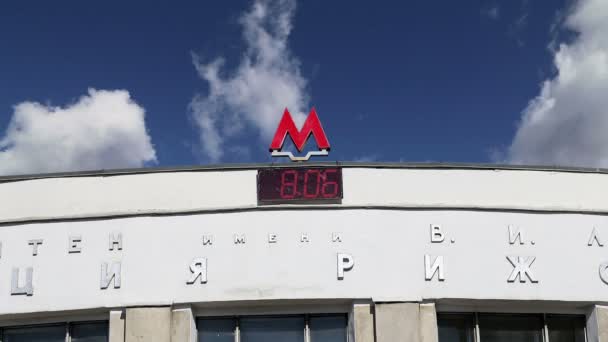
[0,163,607,342]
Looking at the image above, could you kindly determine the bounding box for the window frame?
[0,320,109,342]
[196,313,348,342]
[437,312,587,342]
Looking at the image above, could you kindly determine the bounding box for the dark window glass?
[310,315,347,342]
[479,315,543,342]
[71,322,109,342]
[240,316,305,342]
[438,313,475,342]
[547,315,586,342]
[197,318,236,342]
[3,325,66,342]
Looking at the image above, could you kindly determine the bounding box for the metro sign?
[269,108,330,161]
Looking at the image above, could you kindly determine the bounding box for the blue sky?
[2,0,607,175]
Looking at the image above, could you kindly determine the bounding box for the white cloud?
[508,0,608,168]
[508,11,529,46]
[190,0,309,162]
[0,89,156,176]
[481,5,500,20]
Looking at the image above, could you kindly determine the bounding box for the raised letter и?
[424,255,445,281]
[100,262,122,289]
[508,226,525,245]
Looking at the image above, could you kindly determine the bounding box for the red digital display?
[257,167,343,204]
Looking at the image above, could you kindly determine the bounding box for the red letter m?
[269,108,330,152]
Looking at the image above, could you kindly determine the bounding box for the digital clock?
[257,167,343,204]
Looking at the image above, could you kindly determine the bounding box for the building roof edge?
[1,161,607,183]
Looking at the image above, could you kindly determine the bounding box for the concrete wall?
[419,304,439,342]
[350,302,375,342]
[3,302,604,342]
[2,165,608,338]
[112,302,437,342]
[375,303,420,342]
[110,309,126,342]
[170,306,196,342]
[4,166,608,224]
[3,209,608,315]
[587,305,608,342]
[106,306,197,342]
[125,307,171,342]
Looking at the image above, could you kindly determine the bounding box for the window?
[479,315,543,342]
[0,322,108,342]
[546,316,586,342]
[309,316,348,342]
[70,322,110,342]
[3,325,65,342]
[197,318,235,342]
[438,313,475,342]
[240,316,305,342]
[197,315,347,342]
[438,313,585,342]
